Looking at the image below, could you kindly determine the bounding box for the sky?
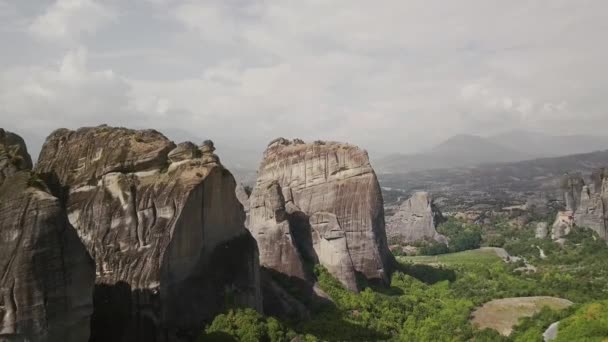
[1,0,607,165]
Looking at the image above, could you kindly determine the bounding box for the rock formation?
[386,192,447,244]
[235,183,252,227]
[248,138,393,294]
[560,173,585,212]
[35,126,261,341]
[0,129,32,185]
[235,183,251,212]
[0,129,94,342]
[549,170,608,241]
[535,222,549,239]
[551,211,574,240]
[574,168,607,239]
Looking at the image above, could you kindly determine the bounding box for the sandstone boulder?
[248,138,393,293]
[386,192,447,244]
[35,126,262,341]
[0,130,94,342]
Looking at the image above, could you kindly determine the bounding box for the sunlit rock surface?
[248,138,394,293]
[36,126,262,341]
[386,191,447,244]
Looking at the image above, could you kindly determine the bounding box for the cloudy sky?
[1,0,607,164]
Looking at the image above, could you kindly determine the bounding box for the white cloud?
[29,0,115,41]
[0,48,130,148]
[1,0,607,160]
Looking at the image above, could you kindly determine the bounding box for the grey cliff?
[35,126,262,341]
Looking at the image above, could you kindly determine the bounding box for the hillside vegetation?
[201,221,608,341]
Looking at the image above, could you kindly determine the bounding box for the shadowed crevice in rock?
[89,282,159,342]
[286,210,318,278]
[260,267,334,321]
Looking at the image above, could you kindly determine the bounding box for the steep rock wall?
[35,126,261,341]
[0,130,94,342]
[248,138,393,293]
[386,192,447,244]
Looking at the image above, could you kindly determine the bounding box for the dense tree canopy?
[203,220,608,341]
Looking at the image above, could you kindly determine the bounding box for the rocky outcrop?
[0,130,94,342]
[574,168,607,239]
[560,173,585,212]
[551,211,574,240]
[248,138,393,294]
[0,129,33,186]
[235,183,251,213]
[386,192,447,244]
[551,169,608,240]
[235,183,252,227]
[535,222,549,239]
[35,126,261,341]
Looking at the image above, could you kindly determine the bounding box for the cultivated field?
[471,296,573,336]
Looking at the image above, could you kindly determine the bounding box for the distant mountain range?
[378,148,608,212]
[375,131,608,174]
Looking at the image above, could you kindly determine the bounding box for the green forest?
[200,219,608,342]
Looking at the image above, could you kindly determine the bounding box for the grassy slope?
[398,247,503,266]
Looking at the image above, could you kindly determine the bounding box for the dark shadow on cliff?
[395,263,456,285]
[36,171,72,208]
[84,233,259,342]
[286,209,318,278]
[354,271,404,296]
[30,193,96,342]
[293,307,392,341]
[90,282,160,342]
[160,231,262,342]
[261,267,336,321]
[261,270,391,340]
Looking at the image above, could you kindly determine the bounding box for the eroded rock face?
[551,211,574,240]
[248,138,393,293]
[574,168,608,240]
[551,169,608,240]
[0,130,94,342]
[249,181,307,281]
[0,128,33,186]
[560,173,585,212]
[35,126,261,341]
[535,222,549,239]
[235,183,251,213]
[386,192,447,244]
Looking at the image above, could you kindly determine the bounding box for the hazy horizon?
[2,1,608,165]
